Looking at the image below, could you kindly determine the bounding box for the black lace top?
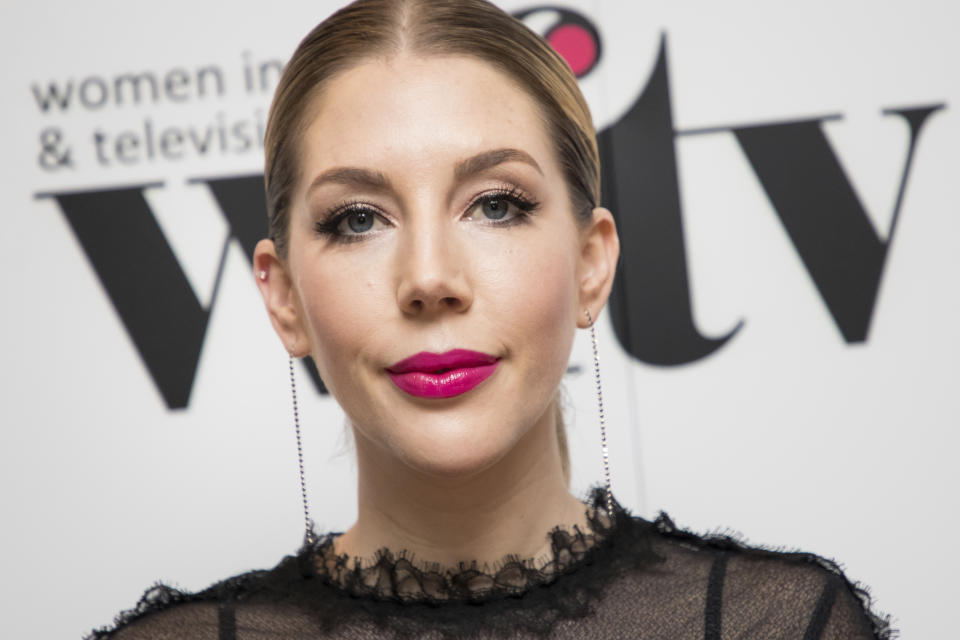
[88,491,892,639]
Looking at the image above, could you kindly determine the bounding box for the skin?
[254,53,619,566]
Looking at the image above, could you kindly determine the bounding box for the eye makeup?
[313,200,388,244]
[462,184,541,227]
[311,181,542,244]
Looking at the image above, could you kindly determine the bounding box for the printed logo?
[516,7,602,78]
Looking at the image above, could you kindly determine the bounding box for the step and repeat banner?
[2,1,956,637]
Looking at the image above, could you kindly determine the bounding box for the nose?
[396,222,473,316]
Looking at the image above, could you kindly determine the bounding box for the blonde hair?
[264,0,601,482]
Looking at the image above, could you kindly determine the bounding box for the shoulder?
[629,512,893,640]
[86,552,315,640]
[85,584,220,640]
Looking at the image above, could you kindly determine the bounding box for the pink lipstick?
[386,349,499,398]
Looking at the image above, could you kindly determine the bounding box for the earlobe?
[253,239,310,356]
[577,207,620,329]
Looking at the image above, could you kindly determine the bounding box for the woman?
[89,0,890,638]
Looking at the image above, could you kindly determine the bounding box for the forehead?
[297,53,558,183]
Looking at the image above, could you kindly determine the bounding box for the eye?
[464,188,540,225]
[314,204,387,242]
[478,197,513,221]
[343,209,375,233]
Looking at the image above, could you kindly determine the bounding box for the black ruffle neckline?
[87,488,653,639]
[86,488,894,639]
[305,490,619,604]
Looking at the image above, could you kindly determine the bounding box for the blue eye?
[314,204,384,242]
[467,188,540,225]
[480,197,512,220]
[343,209,375,233]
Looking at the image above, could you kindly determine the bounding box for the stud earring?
[288,354,316,546]
[585,309,614,520]
[257,270,268,281]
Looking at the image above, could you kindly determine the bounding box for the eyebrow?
[453,148,544,181]
[306,148,542,196]
[306,167,392,196]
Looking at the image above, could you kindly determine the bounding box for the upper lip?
[387,349,499,374]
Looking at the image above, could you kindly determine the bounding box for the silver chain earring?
[289,355,316,546]
[585,309,614,520]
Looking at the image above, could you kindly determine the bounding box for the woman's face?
[260,53,614,478]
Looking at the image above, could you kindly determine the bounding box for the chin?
[389,417,523,480]
[401,448,505,480]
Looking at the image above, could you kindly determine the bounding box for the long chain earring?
[585,309,614,520]
[289,354,316,546]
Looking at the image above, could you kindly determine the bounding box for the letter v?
[733,105,944,342]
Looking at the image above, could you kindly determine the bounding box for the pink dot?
[547,24,597,76]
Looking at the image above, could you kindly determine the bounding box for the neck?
[336,406,587,567]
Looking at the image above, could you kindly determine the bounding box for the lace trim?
[85,490,892,639]
[306,491,617,603]
[85,488,641,639]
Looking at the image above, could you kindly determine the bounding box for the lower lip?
[388,363,499,398]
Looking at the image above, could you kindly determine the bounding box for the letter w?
[39,176,327,409]
[31,81,73,112]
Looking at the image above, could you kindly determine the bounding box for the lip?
[386,349,500,398]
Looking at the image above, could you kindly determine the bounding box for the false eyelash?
[470,186,542,221]
[313,200,383,241]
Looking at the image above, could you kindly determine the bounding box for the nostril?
[397,273,471,315]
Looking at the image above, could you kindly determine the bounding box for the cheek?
[486,236,579,355]
[294,256,390,382]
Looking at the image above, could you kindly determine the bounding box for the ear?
[576,207,620,328]
[253,238,311,356]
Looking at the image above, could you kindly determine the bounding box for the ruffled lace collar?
[87,489,659,640]
[305,489,618,604]
[86,488,895,640]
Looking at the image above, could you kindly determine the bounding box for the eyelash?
[474,186,541,225]
[313,185,541,243]
[313,200,380,244]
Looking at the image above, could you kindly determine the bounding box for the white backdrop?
[2,1,957,638]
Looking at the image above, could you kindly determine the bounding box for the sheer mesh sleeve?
[644,513,892,640]
[817,575,886,640]
[704,552,879,639]
[105,600,220,640]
